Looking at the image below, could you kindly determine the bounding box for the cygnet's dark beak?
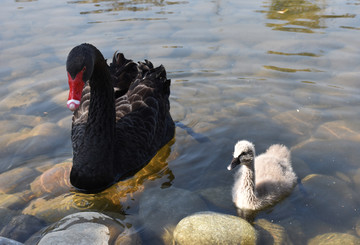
[227,157,240,170]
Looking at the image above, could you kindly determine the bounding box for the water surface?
[1,0,360,243]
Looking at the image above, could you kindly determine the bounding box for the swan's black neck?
[87,49,115,137]
[70,44,116,192]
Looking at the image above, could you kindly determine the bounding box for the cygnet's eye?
[241,150,253,157]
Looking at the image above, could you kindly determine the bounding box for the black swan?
[66,43,175,193]
[227,140,297,221]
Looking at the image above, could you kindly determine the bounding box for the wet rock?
[272,108,321,137]
[30,162,72,197]
[114,226,142,245]
[0,208,18,232]
[0,123,66,172]
[254,219,292,245]
[0,89,39,109]
[56,115,72,130]
[0,167,39,194]
[291,156,312,180]
[301,174,359,226]
[314,120,360,141]
[0,120,23,136]
[292,139,360,174]
[196,186,233,211]
[51,90,68,106]
[356,219,360,237]
[173,211,256,245]
[0,214,46,243]
[10,114,43,128]
[22,194,80,223]
[231,97,265,117]
[0,193,27,209]
[22,193,123,223]
[263,94,299,116]
[308,232,360,245]
[35,212,139,245]
[138,187,208,235]
[0,236,23,245]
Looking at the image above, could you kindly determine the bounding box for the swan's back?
[112,64,174,174]
[255,144,297,200]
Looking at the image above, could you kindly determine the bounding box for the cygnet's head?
[227,140,255,170]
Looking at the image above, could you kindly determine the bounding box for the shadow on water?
[175,121,210,143]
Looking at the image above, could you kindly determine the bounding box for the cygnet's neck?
[235,163,259,210]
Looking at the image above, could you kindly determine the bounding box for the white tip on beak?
[67,99,80,111]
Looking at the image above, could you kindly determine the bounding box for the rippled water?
[1,0,360,243]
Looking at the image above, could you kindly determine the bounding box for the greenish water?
[0,0,360,243]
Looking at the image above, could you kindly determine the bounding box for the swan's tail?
[141,63,171,97]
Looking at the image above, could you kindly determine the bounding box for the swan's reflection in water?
[71,137,176,212]
[23,138,175,222]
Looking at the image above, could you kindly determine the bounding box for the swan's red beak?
[67,68,85,111]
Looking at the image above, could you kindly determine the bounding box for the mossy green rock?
[173,211,256,245]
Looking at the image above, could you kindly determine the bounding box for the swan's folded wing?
[109,52,139,98]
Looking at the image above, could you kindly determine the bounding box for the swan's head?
[227,140,255,170]
[66,44,95,111]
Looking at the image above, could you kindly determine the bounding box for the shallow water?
[0,0,360,243]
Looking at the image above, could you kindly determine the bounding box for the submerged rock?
[0,214,46,243]
[0,236,23,245]
[0,192,30,210]
[315,120,360,141]
[24,142,175,223]
[0,167,39,194]
[301,174,359,226]
[196,186,233,211]
[308,232,360,245]
[30,162,72,197]
[139,187,208,235]
[254,219,292,245]
[0,208,18,232]
[173,211,256,245]
[35,212,140,245]
[272,108,321,137]
[292,139,360,174]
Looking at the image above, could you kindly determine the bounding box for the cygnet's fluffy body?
[227,140,297,219]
